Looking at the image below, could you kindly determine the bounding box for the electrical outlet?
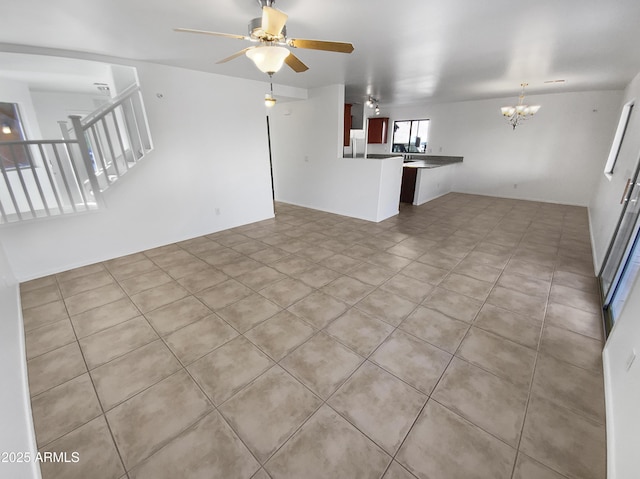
[626,349,636,371]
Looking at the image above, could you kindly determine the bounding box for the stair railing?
[0,139,100,223]
[0,84,152,224]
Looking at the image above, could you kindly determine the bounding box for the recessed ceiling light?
[544,79,566,84]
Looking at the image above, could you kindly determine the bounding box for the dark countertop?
[347,153,463,169]
[402,155,463,169]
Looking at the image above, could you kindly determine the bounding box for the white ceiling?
[1,0,640,106]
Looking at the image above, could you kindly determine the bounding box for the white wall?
[1,59,275,281]
[269,84,402,222]
[589,72,640,271]
[110,64,138,94]
[30,90,109,139]
[371,90,623,206]
[269,84,344,206]
[0,243,40,479]
[603,271,640,479]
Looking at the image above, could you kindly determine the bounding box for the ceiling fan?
[174,0,354,75]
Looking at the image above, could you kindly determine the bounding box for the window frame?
[391,118,430,154]
[0,102,30,170]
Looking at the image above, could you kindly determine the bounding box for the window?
[0,102,29,170]
[604,100,634,177]
[392,119,430,153]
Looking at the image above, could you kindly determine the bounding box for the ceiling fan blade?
[174,28,249,41]
[288,38,354,54]
[216,47,254,64]
[285,53,309,73]
[262,6,288,37]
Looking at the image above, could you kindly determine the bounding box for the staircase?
[0,84,152,224]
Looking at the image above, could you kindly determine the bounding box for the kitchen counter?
[401,156,463,205]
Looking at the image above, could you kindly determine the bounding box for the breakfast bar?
[400,155,464,205]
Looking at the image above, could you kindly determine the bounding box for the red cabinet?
[344,104,352,147]
[400,167,417,204]
[368,117,389,144]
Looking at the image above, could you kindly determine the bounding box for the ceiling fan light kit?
[501,83,541,130]
[246,45,290,74]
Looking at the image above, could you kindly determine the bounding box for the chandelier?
[500,83,541,130]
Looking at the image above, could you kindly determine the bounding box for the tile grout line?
[49,261,232,475]
[52,268,129,477]
[508,214,576,479]
[115,278,267,475]
[103,253,273,474]
[19,195,604,478]
[218,202,555,472]
[402,204,523,470]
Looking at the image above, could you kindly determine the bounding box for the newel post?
[69,115,104,207]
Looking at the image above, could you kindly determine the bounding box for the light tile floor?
[20,193,606,479]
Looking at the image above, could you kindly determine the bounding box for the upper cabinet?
[344,103,352,147]
[368,117,389,144]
